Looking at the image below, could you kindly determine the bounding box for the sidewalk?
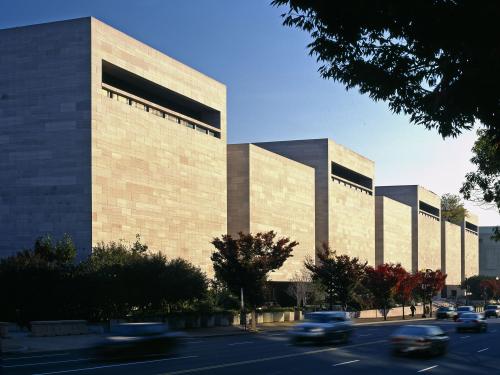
[0,316,434,354]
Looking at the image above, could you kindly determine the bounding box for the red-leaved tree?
[364,263,404,320]
[479,279,500,302]
[416,269,447,317]
[394,269,421,319]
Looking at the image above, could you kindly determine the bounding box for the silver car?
[456,313,488,333]
[288,311,353,344]
[391,325,449,356]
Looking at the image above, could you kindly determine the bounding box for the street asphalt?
[2,318,500,375]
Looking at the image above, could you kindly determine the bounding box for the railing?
[331,175,373,195]
[102,83,221,139]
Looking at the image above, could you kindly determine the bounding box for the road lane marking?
[332,360,360,366]
[186,341,204,344]
[4,358,92,368]
[477,348,489,352]
[358,334,372,337]
[492,330,497,333]
[31,356,198,375]
[159,339,387,374]
[418,365,438,372]
[228,341,254,346]
[3,353,69,361]
[460,336,470,339]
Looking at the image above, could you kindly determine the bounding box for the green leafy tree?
[305,244,367,311]
[78,238,208,321]
[0,234,78,326]
[0,235,209,324]
[461,130,500,240]
[273,0,500,217]
[32,233,77,265]
[441,193,468,225]
[211,231,297,330]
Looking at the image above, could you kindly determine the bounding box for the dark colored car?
[456,313,488,333]
[484,305,500,318]
[288,311,353,344]
[436,306,457,320]
[455,306,474,320]
[391,325,449,356]
[93,323,182,360]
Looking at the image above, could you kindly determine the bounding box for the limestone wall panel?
[442,221,461,285]
[90,19,227,277]
[375,196,412,270]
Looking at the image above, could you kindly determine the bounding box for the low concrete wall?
[284,311,295,322]
[356,305,434,319]
[273,312,285,322]
[262,312,274,323]
[30,320,88,337]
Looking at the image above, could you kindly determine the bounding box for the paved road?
[2,319,500,375]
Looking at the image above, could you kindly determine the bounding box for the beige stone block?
[227,144,315,282]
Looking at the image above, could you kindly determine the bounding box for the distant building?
[0,18,227,276]
[479,226,500,277]
[256,139,375,265]
[227,144,315,281]
[375,196,412,271]
[375,185,441,273]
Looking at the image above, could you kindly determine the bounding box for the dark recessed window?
[102,60,221,129]
[466,221,478,233]
[419,201,440,218]
[331,162,373,191]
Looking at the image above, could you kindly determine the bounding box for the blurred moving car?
[436,306,457,320]
[455,306,474,320]
[288,311,353,344]
[456,313,488,333]
[391,325,448,356]
[93,323,183,360]
[484,305,500,318]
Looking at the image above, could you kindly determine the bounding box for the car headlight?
[310,328,324,333]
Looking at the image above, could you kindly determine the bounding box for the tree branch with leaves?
[305,244,366,311]
[210,231,297,330]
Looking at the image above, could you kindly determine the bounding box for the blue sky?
[1,0,498,225]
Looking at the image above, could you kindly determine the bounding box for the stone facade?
[0,18,92,259]
[375,196,412,270]
[479,226,500,277]
[462,213,479,279]
[441,221,462,289]
[0,17,482,285]
[227,144,315,281]
[256,139,375,265]
[375,185,441,273]
[1,18,227,276]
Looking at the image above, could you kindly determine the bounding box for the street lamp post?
[464,277,471,306]
[496,276,499,302]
